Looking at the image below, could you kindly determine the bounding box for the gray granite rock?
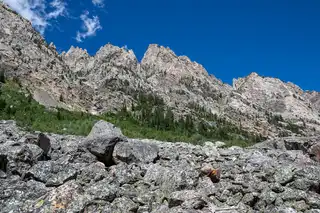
[113,140,159,164]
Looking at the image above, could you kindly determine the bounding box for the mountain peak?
[248,72,259,78]
[64,46,89,57]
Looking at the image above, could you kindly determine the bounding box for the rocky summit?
[0,120,320,213]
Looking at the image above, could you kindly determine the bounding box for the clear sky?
[3,0,320,91]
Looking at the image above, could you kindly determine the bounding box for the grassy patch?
[0,81,98,135]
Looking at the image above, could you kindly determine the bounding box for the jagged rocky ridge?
[0,120,320,213]
[1,1,320,139]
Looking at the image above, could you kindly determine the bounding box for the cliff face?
[0,3,84,111]
[1,2,320,138]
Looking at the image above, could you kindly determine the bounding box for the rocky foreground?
[0,120,319,213]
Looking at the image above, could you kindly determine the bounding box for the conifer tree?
[0,70,5,83]
[165,108,175,130]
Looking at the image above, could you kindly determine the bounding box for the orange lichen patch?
[208,168,221,183]
[52,201,66,209]
[208,169,220,177]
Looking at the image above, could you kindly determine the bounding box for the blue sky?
[3,0,320,91]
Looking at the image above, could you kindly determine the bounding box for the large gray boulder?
[0,141,34,175]
[113,140,159,164]
[84,136,124,166]
[83,120,126,166]
[0,178,48,213]
[87,120,124,139]
[37,133,51,156]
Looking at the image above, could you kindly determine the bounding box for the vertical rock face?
[1,1,320,137]
[304,91,320,112]
[62,46,90,74]
[230,73,320,136]
[0,3,85,111]
[140,44,232,113]
[233,72,317,119]
[62,44,148,114]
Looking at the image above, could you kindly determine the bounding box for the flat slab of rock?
[168,190,206,209]
[111,197,138,213]
[113,141,159,164]
[0,178,48,213]
[26,161,77,187]
[26,144,43,161]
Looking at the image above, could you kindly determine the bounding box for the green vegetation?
[0,80,263,147]
[0,81,97,135]
[266,112,284,126]
[0,70,5,84]
[266,111,304,135]
[285,122,302,134]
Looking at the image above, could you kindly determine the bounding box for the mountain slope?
[1,2,320,139]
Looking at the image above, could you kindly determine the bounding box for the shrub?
[0,70,5,83]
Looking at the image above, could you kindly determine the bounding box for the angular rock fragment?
[87,120,124,139]
[83,121,126,166]
[0,141,34,175]
[37,133,51,156]
[309,142,320,162]
[113,140,159,164]
[168,190,205,209]
[111,197,139,213]
[84,136,124,166]
[26,144,44,161]
[26,161,77,186]
[0,178,48,213]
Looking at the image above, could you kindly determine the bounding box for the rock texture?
[0,120,320,213]
[1,1,320,139]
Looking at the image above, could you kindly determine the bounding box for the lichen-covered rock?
[83,134,124,166]
[168,190,205,209]
[274,166,295,185]
[26,160,77,187]
[0,141,34,175]
[109,162,143,185]
[26,144,43,161]
[0,178,48,213]
[113,141,159,164]
[77,162,107,185]
[111,197,139,213]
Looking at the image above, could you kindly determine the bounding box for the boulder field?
[0,120,319,213]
